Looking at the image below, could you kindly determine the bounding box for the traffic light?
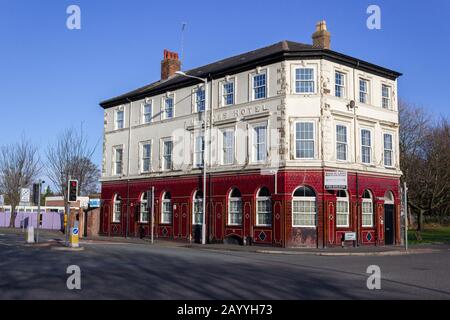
[32,183,41,205]
[68,179,78,202]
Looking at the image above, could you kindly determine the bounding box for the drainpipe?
[352,68,359,247]
[125,98,133,238]
[208,74,213,243]
[319,59,325,248]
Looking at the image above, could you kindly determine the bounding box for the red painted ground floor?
[100,169,401,247]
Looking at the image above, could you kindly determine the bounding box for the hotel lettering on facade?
[99,21,402,247]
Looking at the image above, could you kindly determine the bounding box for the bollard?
[26,226,35,244]
[69,222,79,248]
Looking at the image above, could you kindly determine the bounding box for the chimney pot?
[312,20,331,49]
[161,49,181,80]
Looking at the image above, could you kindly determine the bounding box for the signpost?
[324,171,348,190]
[33,181,44,243]
[404,182,408,251]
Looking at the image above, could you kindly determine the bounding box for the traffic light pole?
[65,200,70,246]
[65,177,72,247]
[65,178,79,247]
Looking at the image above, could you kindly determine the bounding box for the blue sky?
[0,0,449,170]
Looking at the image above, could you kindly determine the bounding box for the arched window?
[113,194,121,223]
[292,186,316,227]
[228,188,242,225]
[362,190,374,227]
[161,192,173,224]
[384,191,394,204]
[256,187,272,226]
[193,190,203,225]
[336,190,349,227]
[140,193,149,223]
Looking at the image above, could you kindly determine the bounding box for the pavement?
[1,227,450,299]
[0,227,440,256]
[77,231,439,256]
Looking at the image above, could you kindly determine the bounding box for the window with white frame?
[223,81,234,106]
[359,79,369,104]
[256,187,272,226]
[196,87,205,112]
[295,68,315,93]
[115,110,124,129]
[292,186,316,227]
[140,192,149,223]
[113,146,123,175]
[295,122,315,159]
[384,133,393,167]
[362,190,373,227]
[336,124,348,161]
[161,192,172,224]
[194,135,204,168]
[253,124,267,162]
[143,102,152,124]
[222,129,235,165]
[164,97,174,119]
[113,194,121,223]
[228,189,242,225]
[252,73,266,100]
[335,71,345,98]
[162,139,173,170]
[382,85,391,109]
[141,142,151,173]
[336,190,349,227]
[193,190,203,225]
[361,129,372,164]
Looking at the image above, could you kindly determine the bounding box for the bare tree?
[399,100,450,230]
[46,126,100,205]
[0,139,41,227]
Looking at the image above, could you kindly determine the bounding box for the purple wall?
[0,212,63,230]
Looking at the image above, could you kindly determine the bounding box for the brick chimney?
[312,20,331,49]
[161,49,181,80]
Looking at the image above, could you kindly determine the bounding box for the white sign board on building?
[89,199,101,208]
[20,188,31,203]
[344,232,357,241]
[324,171,348,190]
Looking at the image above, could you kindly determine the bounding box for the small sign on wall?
[89,199,101,208]
[325,171,348,190]
[345,232,357,241]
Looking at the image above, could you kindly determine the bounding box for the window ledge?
[292,225,317,228]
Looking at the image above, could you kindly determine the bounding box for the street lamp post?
[175,71,208,245]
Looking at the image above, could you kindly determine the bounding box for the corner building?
[99,22,402,247]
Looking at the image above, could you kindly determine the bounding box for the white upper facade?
[101,56,400,182]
